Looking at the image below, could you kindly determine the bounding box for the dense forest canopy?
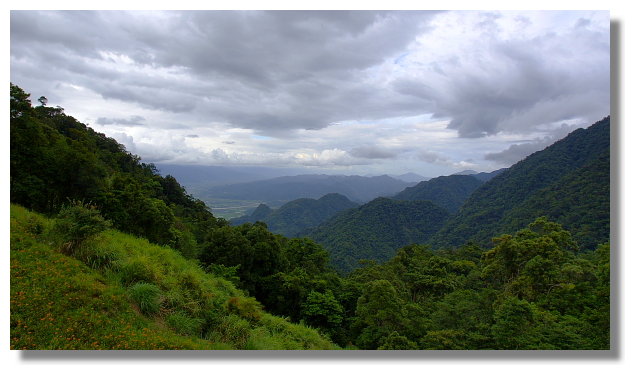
[430,116,610,250]
[307,198,450,274]
[10,84,610,350]
[392,174,484,213]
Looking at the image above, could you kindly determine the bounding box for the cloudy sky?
[10,10,610,177]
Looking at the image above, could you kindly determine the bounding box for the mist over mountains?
[189,174,417,207]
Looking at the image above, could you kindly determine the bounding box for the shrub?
[53,201,110,254]
[128,282,162,316]
[24,215,46,235]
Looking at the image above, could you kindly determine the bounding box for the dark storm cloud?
[10,10,438,135]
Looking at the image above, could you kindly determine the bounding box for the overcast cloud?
[10,10,610,176]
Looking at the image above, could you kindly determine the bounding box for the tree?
[354,280,406,349]
[490,296,537,349]
[38,96,48,106]
[301,290,344,337]
[10,83,31,118]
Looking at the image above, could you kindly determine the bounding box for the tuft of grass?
[166,311,205,336]
[128,282,162,316]
[72,240,118,270]
[206,314,252,349]
[114,254,163,286]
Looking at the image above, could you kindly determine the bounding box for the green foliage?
[200,222,285,298]
[10,83,32,118]
[10,83,220,250]
[128,282,162,316]
[207,263,241,285]
[72,241,119,270]
[354,280,406,349]
[52,201,111,253]
[378,332,418,350]
[10,205,337,349]
[301,290,344,328]
[225,296,263,322]
[341,217,610,349]
[497,151,610,251]
[420,329,472,350]
[431,117,610,250]
[166,311,205,336]
[308,197,450,273]
[481,217,579,299]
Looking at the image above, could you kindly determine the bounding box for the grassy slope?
[10,204,337,350]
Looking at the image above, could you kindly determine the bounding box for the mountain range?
[307,198,450,273]
[231,193,359,237]
[392,174,485,213]
[303,117,610,273]
[430,116,610,249]
[199,174,416,207]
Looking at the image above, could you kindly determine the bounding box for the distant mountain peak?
[392,174,483,213]
[452,169,479,175]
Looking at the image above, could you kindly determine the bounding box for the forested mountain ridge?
[231,193,359,237]
[10,84,221,256]
[468,168,507,182]
[199,174,415,206]
[236,203,274,223]
[495,150,610,251]
[392,174,484,213]
[307,197,450,273]
[429,116,610,249]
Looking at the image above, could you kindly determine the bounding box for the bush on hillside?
[52,200,111,254]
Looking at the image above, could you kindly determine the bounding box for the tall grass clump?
[128,282,162,316]
[166,311,205,336]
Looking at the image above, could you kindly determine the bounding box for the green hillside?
[393,174,483,213]
[308,198,450,274]
[495,151,610,251]
[430,117,610,249]
[10,204,336,349]
[10,84,220,258]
